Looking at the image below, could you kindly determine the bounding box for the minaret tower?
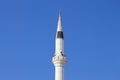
[52,13,67,80]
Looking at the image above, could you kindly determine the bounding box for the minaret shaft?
[52,54,66,80]
[56,39,64,54]
[55,67,64,80]
[52,12,67,80]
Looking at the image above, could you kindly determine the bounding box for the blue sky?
[0,0,120,80]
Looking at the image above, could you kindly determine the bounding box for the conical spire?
[56,12,64,39]
[57,11,62,31]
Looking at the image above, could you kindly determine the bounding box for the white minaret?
[52,13,67,80]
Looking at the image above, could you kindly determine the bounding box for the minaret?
[52,13,67,80]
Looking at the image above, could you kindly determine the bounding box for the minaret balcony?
[52,54,67,67]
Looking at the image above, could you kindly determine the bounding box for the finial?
[59,9,61,16]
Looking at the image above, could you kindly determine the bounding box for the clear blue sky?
[0,0,120,80]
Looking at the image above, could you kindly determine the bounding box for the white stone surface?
[56,39,64,54]
[52,13,67,80]
[57,14,62,31]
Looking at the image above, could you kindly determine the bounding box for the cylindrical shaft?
[55,67,64,80]
[56,39,64,54]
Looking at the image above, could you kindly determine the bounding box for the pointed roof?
[57,12,62,31]
[56,11,64,39]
